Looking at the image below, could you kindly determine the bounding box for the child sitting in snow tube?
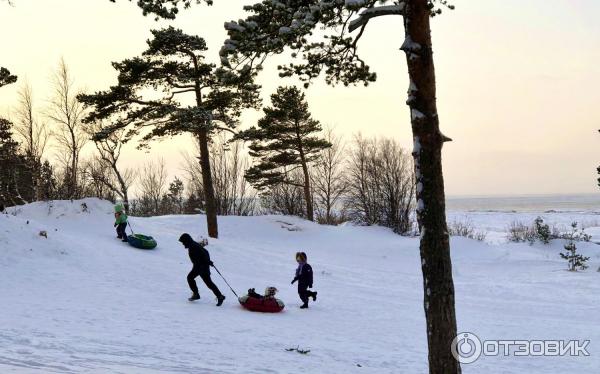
[239,287,285,313]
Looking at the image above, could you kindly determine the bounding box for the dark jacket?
[179,234,212,269]
[294,263,313,288]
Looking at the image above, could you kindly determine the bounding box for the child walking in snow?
[291,252,317,309]
[114,205,128,242]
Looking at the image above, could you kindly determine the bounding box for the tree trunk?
[295,122,314,221]
[69,127,77,199]
[112,162,130,214]
[300,161,314,221]
[403,1,460,373]
[197,130,219,238]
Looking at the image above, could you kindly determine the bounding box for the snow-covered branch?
[348,3,406,33]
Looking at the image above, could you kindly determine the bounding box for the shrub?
[507,217,565,245]
[558,221,591,242]
[448,220,487,242]
[507,221,537,244]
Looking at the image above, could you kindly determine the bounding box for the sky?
[0,0,599,196]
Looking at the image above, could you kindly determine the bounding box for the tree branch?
[348,4,406,33]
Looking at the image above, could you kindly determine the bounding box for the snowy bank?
[0,199,599,373]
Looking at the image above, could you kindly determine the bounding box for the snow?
[401,35,421,52]
[411,108,426,121]
[360,4,405,15]
[1,198,600,373]
[278,26,292,35]
[448,210,600,245]
[408,79,418,93]
[413,135,422,154]
[345,0,366,8]
[349,3,406,32]
[224,22,245,33]
[417,198,425,213]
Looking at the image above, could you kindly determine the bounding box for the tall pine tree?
[237,86,330,222]
[79,27,259,238]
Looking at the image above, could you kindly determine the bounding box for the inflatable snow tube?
[239,295,285,313]
[127,234,157,250]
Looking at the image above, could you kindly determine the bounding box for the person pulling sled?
[292,252,317,309]
[179,233,225,306]
[114,204,128,242]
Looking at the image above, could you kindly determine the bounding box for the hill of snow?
[1,199,599,373]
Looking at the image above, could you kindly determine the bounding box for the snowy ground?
[1,199,599,373]
[447,210,600,244]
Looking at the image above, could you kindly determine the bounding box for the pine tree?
[0,118,34,206]
[560,241,589,272]
[0,118,19,206]
[0,67,17,88]
[560,222,590,271]
[78,27,260,238]
[110,0,210,20]
[237,86,330,221]
[38,161,57,200]
[168,177,185,214]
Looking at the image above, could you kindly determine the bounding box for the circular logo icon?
[451,332,482,364]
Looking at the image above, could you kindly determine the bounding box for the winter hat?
[114,204,124,213]
[179,233,193,248]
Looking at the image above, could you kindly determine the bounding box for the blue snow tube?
[127,234,157,250]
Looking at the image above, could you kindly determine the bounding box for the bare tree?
[139,158,168,215]
[260,169,305,217]
[345,135,415,234]
[80,157,117,201]
[380,138,416,234]
[311,128,348,225]
[183,133,257,216]
[13,82,49,200]
[14,82,49,161]
[47,58,87,199]
[85,121,135,211]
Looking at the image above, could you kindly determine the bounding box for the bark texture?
[197,129,219,238]
[403,1,460,373]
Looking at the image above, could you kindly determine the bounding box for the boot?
[216,295,225,306]
[311,291,317,301]
[188,293,200,301]
[300,303,309,309]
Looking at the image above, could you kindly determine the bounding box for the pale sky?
[1,0,599,196]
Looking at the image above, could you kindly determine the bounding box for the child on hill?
[114,205,128,242]
[291,252,317,309]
